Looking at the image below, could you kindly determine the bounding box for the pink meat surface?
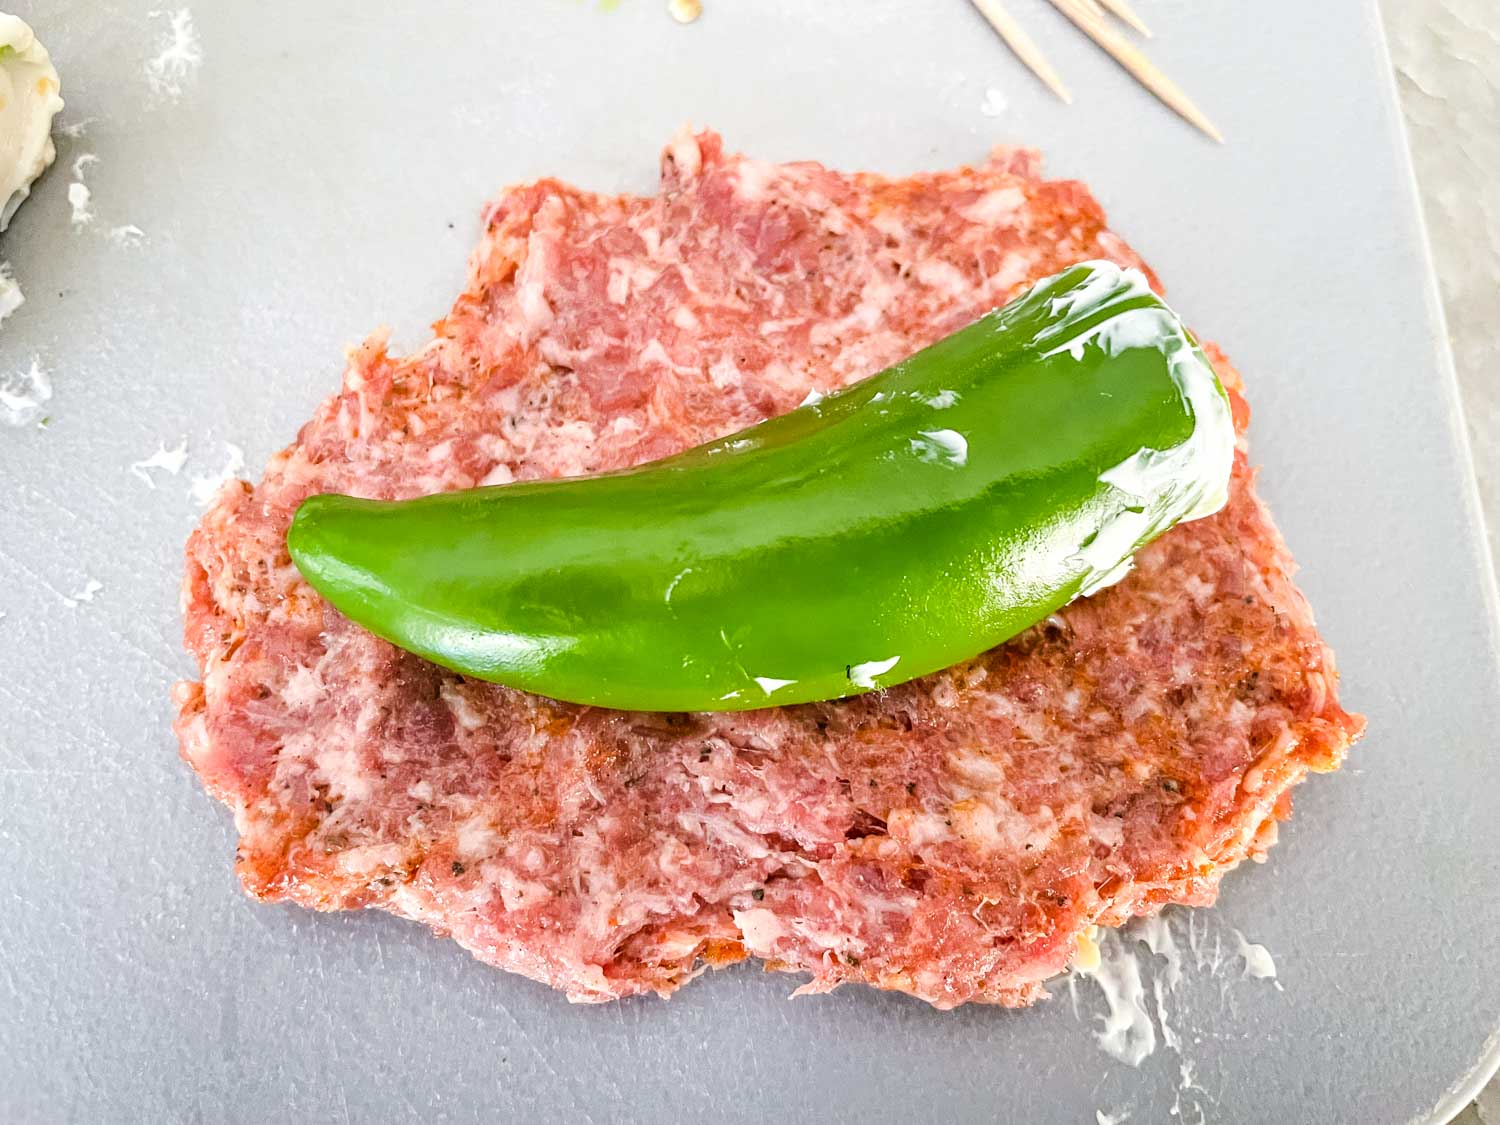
[174,131,1363,1007]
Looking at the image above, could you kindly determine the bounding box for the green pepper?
[288,261,1233,712]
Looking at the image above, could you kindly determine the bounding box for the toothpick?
[969,0,1073,104]
[1049,0,1223,141]
[1097,0,1152,37]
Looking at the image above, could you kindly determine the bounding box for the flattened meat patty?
[174,131,1362,1007]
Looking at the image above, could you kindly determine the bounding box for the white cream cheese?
[0,354,51,425]
[848,656,900,689]
[0,260,22,325]
[1074,926,1157,1066]
[129,438,189,486]
[1231,928,1279,982]
[0,14,63,232]
[910,428,969,467]
[144,8,202,100]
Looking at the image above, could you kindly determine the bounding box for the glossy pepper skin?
[288,261,1234,712]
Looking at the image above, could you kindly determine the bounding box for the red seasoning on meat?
[174,131,1362,1007]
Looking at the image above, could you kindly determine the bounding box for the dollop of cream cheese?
[0,14,63,232]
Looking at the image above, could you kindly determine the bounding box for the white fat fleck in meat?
[1225,698,1255,729]
[575,964,620,998]
[732,907,785,954]
[455,816,500,860]
[819,206,849,237]
[530,419,597,478]
[352,696,386,737]
[950,796,1058,853]
[869,211,908,239]
[947,748,1006,792]
[478,462,514,486]
[929,675,960,709]
[757,317,804,337]
[981,253,1034,302]
[407,780,435,803]
[1091,812,1126,848]
[314,747,374,803]
[891,791,1058,855]
[493,868,551,913]
[514,239,558,339]
[606,263,631,305]
[655,836,692,878]
[663,128,702,179]
[653,930,705,961]
[914,258,969,299]
[635,221,663,258]
[1181,574,1215,605]
[707,355,743,390]
[731,159,777,201]
[440,682,488,731]
[722,791,770,824]
[335,843,406,876]
[606,256,661,304]
[888,809,954,849]
[962,186,1026,225]
[638,338,682,372]
[671,306,699,331]
[758,359,805,397]
[808,271,902,350]
[281,664,325,711]
[678,811,772,860]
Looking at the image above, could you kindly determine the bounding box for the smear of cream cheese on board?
[1071,910,1283,1121]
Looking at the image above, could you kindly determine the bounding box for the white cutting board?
[2,2,1497,1122]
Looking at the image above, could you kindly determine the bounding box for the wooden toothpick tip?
[1049,0,1223,142]
[1097,0,1152,38]
[969,0,1073,104]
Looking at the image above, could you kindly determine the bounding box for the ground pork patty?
[174,130,1363,1008]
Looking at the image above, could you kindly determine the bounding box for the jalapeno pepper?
[287,261,1234,712]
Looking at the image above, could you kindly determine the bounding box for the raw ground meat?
[174,130,1363,1007]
